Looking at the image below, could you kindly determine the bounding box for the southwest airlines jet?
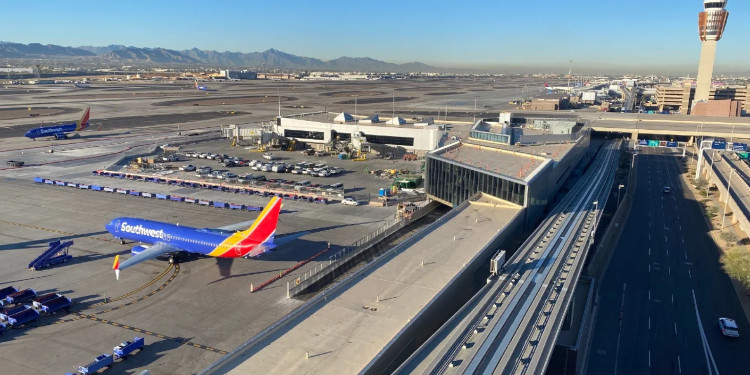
[24,107,91,140]
[195,79,208,91]
[107,197,281,279]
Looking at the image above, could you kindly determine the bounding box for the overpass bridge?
[396,141,621,374]
[588,115,750,140]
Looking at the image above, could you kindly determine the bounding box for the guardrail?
[287,200,439,297]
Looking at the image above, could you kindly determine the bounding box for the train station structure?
[426,117,591,229]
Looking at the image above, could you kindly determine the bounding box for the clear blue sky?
[5,0,749,74]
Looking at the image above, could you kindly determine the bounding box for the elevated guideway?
[397,141,621,375]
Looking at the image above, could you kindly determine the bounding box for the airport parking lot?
[142,139,424,203]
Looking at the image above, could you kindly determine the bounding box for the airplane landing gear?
[169,255,178,264]
[120,238,125,245]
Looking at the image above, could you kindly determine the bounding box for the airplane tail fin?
[76,108,90,131]
[194,80,198,88]
[209,197,282,258]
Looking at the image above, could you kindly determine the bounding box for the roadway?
[587,147,750,374]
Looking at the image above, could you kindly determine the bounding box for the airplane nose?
[105,219,117,234]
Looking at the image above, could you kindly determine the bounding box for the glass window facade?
[365,134,414,146]
[284,129,325,140]
[426,156,526,207]
[470,130,510,144]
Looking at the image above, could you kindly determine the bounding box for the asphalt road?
[587,147,750,374]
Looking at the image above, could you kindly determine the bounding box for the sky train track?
[424,140,621,375]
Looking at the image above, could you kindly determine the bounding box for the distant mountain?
[325,56,435,72]
[103,47,201,64]
[0,42,94,58]
[77,44,129,55]
[0,42,439,72]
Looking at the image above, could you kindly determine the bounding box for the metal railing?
[288,200,436,296]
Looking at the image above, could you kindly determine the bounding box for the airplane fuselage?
[24,124,77,139]
[106,218,275,258]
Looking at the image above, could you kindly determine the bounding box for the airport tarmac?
[0,158,399,373]
[0,77,559,374]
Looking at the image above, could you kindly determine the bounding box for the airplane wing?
[216,220,254,232]
[113,242,181,279]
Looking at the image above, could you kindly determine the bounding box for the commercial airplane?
[195,79,208,91]
[24,107,91,140]
[107,197,282,279]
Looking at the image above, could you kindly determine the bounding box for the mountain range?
[0,42,438,72]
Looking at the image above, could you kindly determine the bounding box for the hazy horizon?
[4,0,749,76]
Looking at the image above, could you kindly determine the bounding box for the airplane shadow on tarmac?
[0,231,110,252]
[206,237,329,284]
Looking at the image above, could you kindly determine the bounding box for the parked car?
[342,197,359,206]
[179,164,196,171]
[262,153,277,160]
[663,186,671,194]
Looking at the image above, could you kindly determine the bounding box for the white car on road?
[719,317,739,337]
[342,197,359,206]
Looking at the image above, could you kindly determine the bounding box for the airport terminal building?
[273,112,442,153]
[426,118,590,229]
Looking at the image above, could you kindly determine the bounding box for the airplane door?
[115,220,120,234]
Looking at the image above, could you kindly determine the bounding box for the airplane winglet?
[113,254,121,280]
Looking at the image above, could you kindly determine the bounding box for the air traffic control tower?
[694,0,729,105]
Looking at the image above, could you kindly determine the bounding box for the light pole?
[707,150,716,198]
[473,95,478,124]
[277,87,281,118]
[722,168,734,230]
[354,95,358,118]
[730,125,735,145]
[618,184,625,205]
